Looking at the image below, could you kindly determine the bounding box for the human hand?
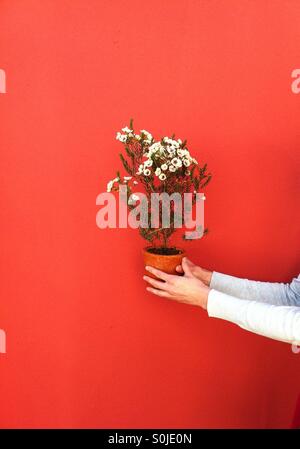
[143,257,210,310]
[175,258,212,286]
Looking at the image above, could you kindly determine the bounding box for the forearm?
[210,272,299,306]
[207,289,300,345]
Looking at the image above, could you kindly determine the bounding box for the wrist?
[198,269,212,286]
[204,270,213,286]
[200,286,210,310]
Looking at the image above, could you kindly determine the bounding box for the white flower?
[122,126,133,133]
[149,142,158,151]
[148,142,166,157]
[183,158,191,167]
[128,194,139,205]
[163,137,179,148]
[136,164,144,175]
[155,167,161,176]
[169,165,176,172]
[140,130,153,141]
[135,134,141,140]
[178,148,190,158]
[116,132,127,143]
[143,168,151,176]
[133,180,138,185]
[159,173,167,181]
[166,147,176,156]
[171,157,182,167]
[123,176,132,181]
[144,159,153,167]
[177,138,182,144]
[106,177,119,192]
[161,164,168,171]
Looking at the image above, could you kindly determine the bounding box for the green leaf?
[200,174,212,189]
[193,177,200,190]
[139,227,154,242]
[125,145,134,158]
[190,165,196,180]
[200,163,207,175]
[119,153,133,175]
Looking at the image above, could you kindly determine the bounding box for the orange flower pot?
[142,246,186,279]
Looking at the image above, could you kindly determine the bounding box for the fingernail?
[145,266,150,271]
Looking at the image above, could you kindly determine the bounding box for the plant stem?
[162,230,168,248]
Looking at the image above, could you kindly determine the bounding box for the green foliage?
[139,227,154,242]
[200,174,212,189]
[112,119,212,248]
[125,145,134,158]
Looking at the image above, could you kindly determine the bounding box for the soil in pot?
[143,246,186,279]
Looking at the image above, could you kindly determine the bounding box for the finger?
[145,266,171,281]
[176,265,184,273]
[146,287,172,298]
[143,275,169,291]
[182,257,193,277]
[185,258,195,266]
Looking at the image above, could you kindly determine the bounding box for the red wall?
[0,0,299,428]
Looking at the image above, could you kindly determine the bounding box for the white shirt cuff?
[207,288,245,326]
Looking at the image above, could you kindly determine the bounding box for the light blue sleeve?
[207,289,300,345]
[210,272,300,307]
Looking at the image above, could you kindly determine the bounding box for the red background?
[0,0,299,428]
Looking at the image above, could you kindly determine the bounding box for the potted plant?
[107,119,211,277]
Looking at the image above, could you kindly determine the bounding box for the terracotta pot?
[142,247,186,279]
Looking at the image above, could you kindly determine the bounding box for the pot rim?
[143,246,186,257]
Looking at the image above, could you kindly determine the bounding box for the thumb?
[185,258,195,267]
[182,257,193,277]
